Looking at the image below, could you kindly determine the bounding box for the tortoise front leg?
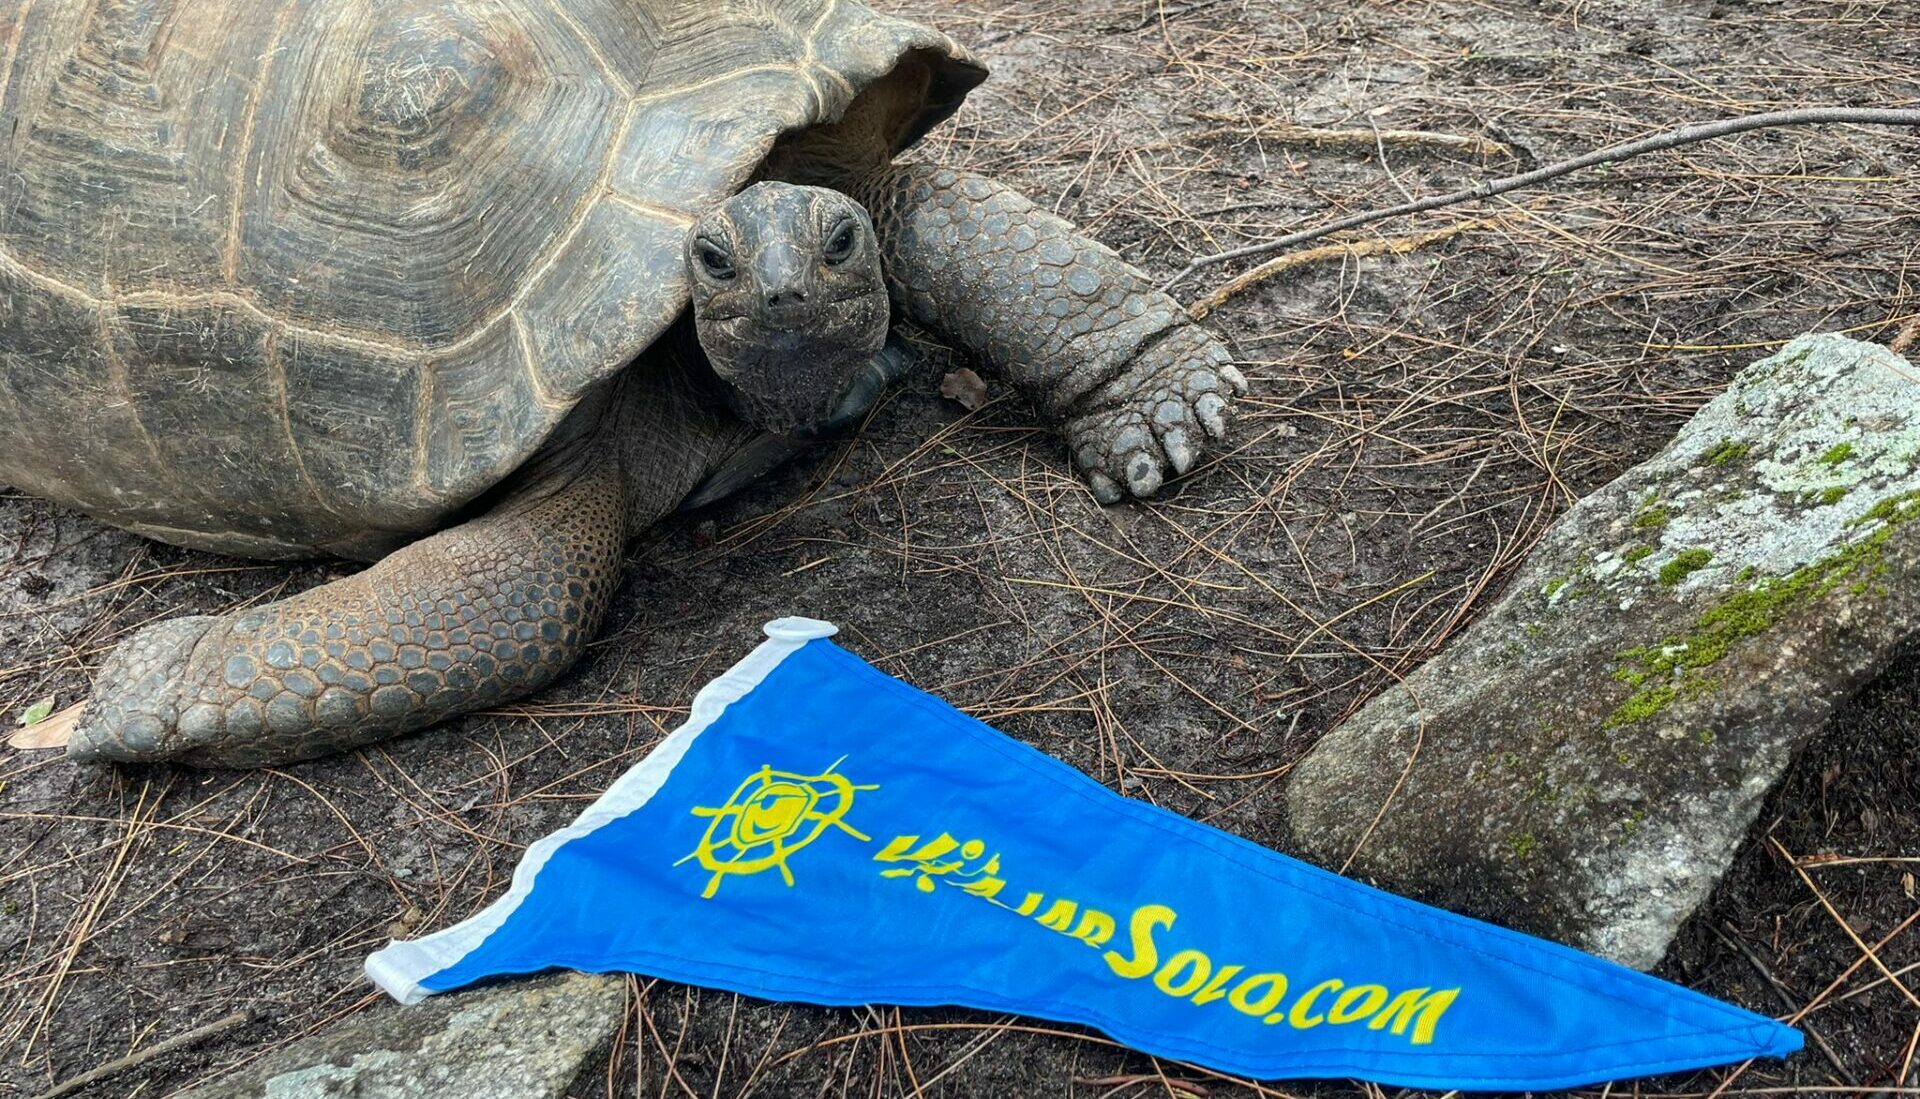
[856,165,1248,502]
[68,460,629,767]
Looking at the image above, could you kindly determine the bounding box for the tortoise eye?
[823,220,858,265]
[696,240,735,280]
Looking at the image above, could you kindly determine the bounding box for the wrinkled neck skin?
[694,295,890,435]
[501,321,757,533]
[755,61,918,200]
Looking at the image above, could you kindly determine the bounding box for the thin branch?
[1166,107,1920,293]
[30,1009,255,1099]
[1186,217,1502,320]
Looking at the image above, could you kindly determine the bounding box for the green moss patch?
[1819,441,1856,467]
[1658,548,1714,586]
[1702,438,1751,466]
[1609,682,1677,725]
[1624,544,1654,565]
[1862,492,1920,525]
[1818,485,1849,506]
[1605,490,1920,728]
[1634,504,1672,532]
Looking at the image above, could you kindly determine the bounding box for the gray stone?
[1285,333,1920,970]
[178,973,625,1099]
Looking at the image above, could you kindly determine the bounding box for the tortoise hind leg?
[68,459,629,767]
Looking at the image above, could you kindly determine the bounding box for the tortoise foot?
[67,460,630,769]
[69,616,221,764]
[1064,325,1247,503]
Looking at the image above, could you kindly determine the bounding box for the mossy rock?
[1284,333,1920,970]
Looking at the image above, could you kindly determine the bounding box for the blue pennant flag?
[367,618,1801,1091]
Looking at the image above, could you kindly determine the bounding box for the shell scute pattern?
[233,0,624,347]
[0,0,979,556]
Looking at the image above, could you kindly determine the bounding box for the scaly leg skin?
[856,165,1248,502]
[65,346,769,768]
[68,459,630,768]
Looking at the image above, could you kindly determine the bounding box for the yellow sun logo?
[675,757,878,899]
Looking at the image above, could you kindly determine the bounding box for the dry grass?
[2,0,1919,1096]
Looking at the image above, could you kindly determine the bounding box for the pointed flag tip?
[1767,1020,1807,1058]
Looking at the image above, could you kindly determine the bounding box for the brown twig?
[1774,836,1920,1009]
[29,1008,255,1099]
[1191,118,1511,157]
[1712,923,1848,1078]
[1187,218,1503,320]
[1165,107,1920,292]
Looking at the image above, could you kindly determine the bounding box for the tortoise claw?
[1063,324,1243,501]
[1195,393,1230,441]
[1163,428,1196,476]
[1085,469,1124,505]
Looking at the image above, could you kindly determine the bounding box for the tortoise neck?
[499,321,754,531]
[838,162,909,222]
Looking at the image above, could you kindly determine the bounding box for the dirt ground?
[4,1,1919,1096]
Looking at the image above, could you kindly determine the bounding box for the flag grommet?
[762,617,839,642]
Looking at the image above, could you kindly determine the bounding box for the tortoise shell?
[0,0,982,559]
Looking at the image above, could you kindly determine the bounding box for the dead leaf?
[387,903,425,939]
[8,701,84,750]
[939,368,989,411]
[1904,872,1915,900]
[15,695,53,726]
[1892,314,1920,355]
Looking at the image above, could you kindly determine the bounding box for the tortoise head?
[686,182,892,437]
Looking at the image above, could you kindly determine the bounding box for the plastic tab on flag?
[366,619,1802,1090]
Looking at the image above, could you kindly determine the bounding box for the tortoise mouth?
[700,287,884,330]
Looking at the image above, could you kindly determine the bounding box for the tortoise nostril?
[765,287,807,310]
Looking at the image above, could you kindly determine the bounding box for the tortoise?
[0,0,1246,767]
